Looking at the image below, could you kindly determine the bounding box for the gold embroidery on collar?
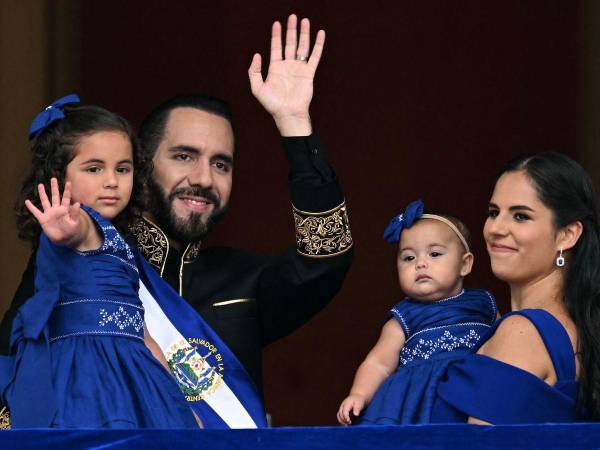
[179,250,185,296]
[131,217,202,294]
[0,406,10,430]
[130,216,169,276]
[179,241,202,296]
[183,241,202,263]
[293,200,353,258]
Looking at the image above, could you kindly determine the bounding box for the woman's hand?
[248,14,325,136]
[337,394,367,425]
[24,178,83,246]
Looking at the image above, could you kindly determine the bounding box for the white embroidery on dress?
[99,306,144,332]
[58,299,144,310]
[74,211,135,262]
[399,329,481,365]
[435,289,465,303]
[49,330,144,343]
[484,290,497,323]
[405,321,490,343]
[100,225,134,260]
[391,309,411,336]
[103,253,139,272]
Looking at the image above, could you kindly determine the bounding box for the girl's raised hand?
[25,178,82,245]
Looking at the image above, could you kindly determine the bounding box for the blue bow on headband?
[28,93,80,140]
[383,199,425,243]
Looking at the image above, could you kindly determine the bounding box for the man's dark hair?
[138,94,234,160]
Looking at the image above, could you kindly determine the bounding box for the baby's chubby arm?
[337,318,406,425]
[25,178,101,251]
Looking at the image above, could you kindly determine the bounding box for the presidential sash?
[136,254,267,429]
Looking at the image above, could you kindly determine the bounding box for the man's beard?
[147,179,227,243]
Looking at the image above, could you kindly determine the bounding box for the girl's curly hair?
[16,104,151,246]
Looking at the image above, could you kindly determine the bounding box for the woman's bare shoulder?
[477,314,553,382]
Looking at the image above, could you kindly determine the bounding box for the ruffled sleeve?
[434,354,579,424]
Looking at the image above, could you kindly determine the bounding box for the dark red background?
[77,1,581,425]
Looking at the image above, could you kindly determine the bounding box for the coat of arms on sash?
[166,338,224,401]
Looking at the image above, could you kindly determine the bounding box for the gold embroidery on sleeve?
[0,406,11,430]
[293,201,353,258]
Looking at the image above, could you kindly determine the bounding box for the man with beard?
[0,15,352,398]
[127,15,353,393]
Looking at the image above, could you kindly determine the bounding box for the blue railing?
[2,424,600,449]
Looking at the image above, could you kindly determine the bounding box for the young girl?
[337,200,498,425]
[1,95,198,428]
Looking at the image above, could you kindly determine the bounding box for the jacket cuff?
[293,200,353,258]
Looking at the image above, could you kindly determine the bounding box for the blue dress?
[1,206,197,428]
[358,288,497,425]
[432,309,581,423]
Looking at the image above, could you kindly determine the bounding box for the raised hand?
[25,178,82,246]
[248,14,325,136]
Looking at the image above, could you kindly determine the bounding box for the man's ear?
[460,252,474,277]
[558,221,583,252]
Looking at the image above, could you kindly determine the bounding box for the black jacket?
[0,133,353,393]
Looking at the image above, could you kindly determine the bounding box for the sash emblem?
[166,338,224,401]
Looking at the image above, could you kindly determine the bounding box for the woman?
[432,152,600,423]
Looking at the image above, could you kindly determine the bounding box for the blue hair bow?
[28,93,80,140]
[383,199,425,243]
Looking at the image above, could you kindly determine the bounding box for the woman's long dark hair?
[17,104,151,244]
[502,152,600,420]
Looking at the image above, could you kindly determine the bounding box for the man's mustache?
[168,187,220,206]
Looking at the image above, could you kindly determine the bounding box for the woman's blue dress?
[358,288,497,425]
[432,309,581,423]
[2,206,197,428]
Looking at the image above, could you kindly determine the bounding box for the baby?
[338,200,498,425]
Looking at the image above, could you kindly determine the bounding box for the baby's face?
[397,219,471,301]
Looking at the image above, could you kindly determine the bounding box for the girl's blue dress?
[358,288,497,425]
[432,309,581,423]
[2,206,197,428]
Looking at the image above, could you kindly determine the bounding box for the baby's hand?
[337,394,366,425]
[25,178,81,245]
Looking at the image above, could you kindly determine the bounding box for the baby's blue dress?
[2,206,197,428]
[432,309,581,423]
[358,288,497,425]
